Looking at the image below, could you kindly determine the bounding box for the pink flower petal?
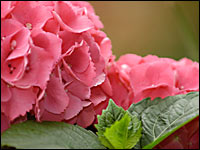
[6,28,30,60]
[90,29,107,45]
[53,1,94,33]
[63,48,96,87]
[31,29,62,62]
[1,80,11,102]
[178,58,194,65]
[34,96,63,122]
[44,75,69,114]
[61,69,74,86]
[1,1,13,18]
[1,19,23,37]
[101,76,113,97]
[133,84,173,103]
[71,1,95,14]
[63,93,83,120]
[130,61,176,102]
[130,61,175,94]
[1,87,36,121]
[90,87,107,106]
[58,30,80,54]
[1,28,30,83]
[94,99,109,116]
[38,1,55,8]
[81,32,100,63]
[89,29,112,63]
[64,41,90,73]
[175,60,199,92]
[11,1,52,29]
[108,65,131,110]
[93,56,106,86]
[117,54,142,67]
[71,1,103,29]
[65,116,77,125]
[66,79,91,100]
[82,100,92,107]
[141,54,159,63]
[12,46,51,89]
[43,18,60,34]
[100,37,112,63]
[40,109,63,122]
[1,113,10,133]
[75,59,96,87]
[87,13,104,29]
[2,57,27,83]
[76,104,95,128]
[61,64,91,99]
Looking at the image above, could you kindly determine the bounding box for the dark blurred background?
[89,1,199,62]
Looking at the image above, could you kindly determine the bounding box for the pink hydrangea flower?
[120,54,199,103]
[92,54,199,117]
[174,58,199,94]
[1,1,112,131]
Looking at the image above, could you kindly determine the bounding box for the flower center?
[8,63,16,74]
[180,85,184,90]
[26,23,32,30]
[10,40,17,50]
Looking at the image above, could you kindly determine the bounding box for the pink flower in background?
[115,55,199,104]
[129,60,177,103]
[174,58,199,94]
[92,54,199,117]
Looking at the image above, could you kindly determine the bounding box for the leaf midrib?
[151,98,198,141]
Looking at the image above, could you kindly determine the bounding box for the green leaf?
[128,92,199,149]
[1,121,105,149]
[95,99,127,149]
[104,113,142,149]
[95,99,142,149]
[143,115,199,149]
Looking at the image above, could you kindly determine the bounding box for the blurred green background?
[90,1,199,62]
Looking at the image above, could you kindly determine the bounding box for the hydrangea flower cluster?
[93,54,199,116]
[1,1,199,133]
[1,1,112,132]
